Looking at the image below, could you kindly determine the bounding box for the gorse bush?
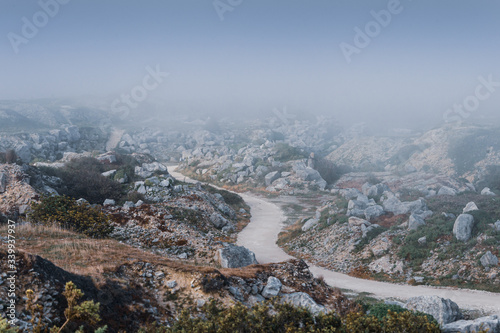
[29,195,114,238]
[139,299,441,333]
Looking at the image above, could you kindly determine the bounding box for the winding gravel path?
[168,166,500,313]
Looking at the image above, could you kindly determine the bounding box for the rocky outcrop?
[265,171,281,186]
[481,187,496,196]
[280,292,325,315]
[346,194,386,221]
[210,212,230,229]
[217,244,258,268]
[135,162,169,178]
[364,205,385,221]
[261,276,282,298]
[453,214,474,242]
[442,315,500,333]
[362,182,390,198]
[438,186,457,196]
[480,251,499,268]
[293,162,327,190]
[408,214,426,230]
[302,218,319,231]
[1,123,109,163]
[462,202,478,213]
[0,164,38,216]
[381,193,428,216]
[404,295,462,326]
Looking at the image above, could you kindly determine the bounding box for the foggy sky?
[1,0,499,127]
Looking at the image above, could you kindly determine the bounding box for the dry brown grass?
[0,223,286,288]
[277,221,303,247]
[0,223,223,278]
[348,265,374,280]
[219,264,267,279]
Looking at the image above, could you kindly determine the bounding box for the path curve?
[168,166,500,313]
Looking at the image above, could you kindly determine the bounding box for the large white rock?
[301,218,319,231]
[216,244,258,268]
[453,214,474,242]
[404,295,462,326]
[408,214,426,230]
[280,292,325,315]
[438,186,457,196]
[364,205,385,221]
[210,213,229,229]
[481,187,496,196]
[103,199,116,206]
[262,276,282,298]
[442,315,500,333]
[383,197,427,215]
[480,251,499,267]
[462,202,478,213]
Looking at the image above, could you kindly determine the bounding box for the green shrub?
[204,185,245,207]
[448,129,500,175]
[29,195,113,238]
[5,149,17,164]
[344,310,440,333]
[40,157,123,204]
[314,157,351,184]
[273,143,307,162]
[354,227,387,252]
[482,165,500,192]
[367,303,407,320]
[61,158,123,203]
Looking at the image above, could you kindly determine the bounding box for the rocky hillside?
[279,178,500,293]
[0,231,347,332]
[0,153,357,332]
[1,100,500,332]
[327,125,500,183]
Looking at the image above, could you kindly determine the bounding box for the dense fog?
[1,0,499,130]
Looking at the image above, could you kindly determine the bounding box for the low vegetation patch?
[273,143,307,162]
[448,128,500,175]
[29,195,114,238]
[142,299,440,333]
[39,157,123,204]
